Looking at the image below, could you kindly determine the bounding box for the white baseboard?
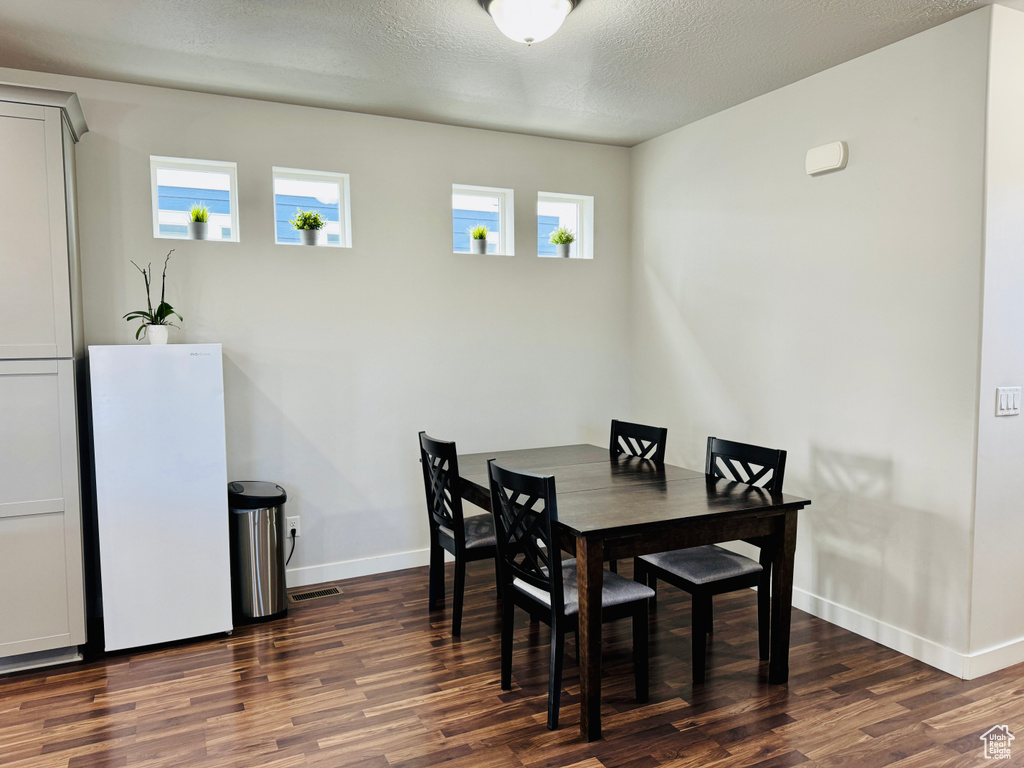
[793,588,1024,679]
[963,635,1024,679]
[285,556,1024,680]
[0,647,82,676]
[285,548,431,589]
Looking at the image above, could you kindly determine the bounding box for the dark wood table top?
[459,443,810,536]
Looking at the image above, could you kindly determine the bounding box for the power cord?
[286,527,297,566]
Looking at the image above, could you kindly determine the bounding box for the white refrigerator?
[89,344,232,651]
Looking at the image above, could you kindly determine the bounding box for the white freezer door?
[89,344,232,651]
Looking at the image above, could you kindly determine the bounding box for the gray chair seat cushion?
[639,544,761,585]
[438,514,496,549]
[513,558,655,616]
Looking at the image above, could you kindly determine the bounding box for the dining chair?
[419,431,497,637]
[488,459,654,730]
[609,419,668,464]
[634,436,787,682]
[607,419,668,572]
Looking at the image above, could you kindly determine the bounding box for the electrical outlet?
[286,516,300,537]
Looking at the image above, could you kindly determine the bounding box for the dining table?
[457,443,811,741]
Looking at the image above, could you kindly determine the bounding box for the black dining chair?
[419,431,497,636]
[488,459,653,730]
[634,436,787,682]
[610,419,668,464]
[607,419,668,572]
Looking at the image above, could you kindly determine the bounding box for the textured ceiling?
[0,0,999,146]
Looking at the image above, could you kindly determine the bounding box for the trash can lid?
[228,481,287,509]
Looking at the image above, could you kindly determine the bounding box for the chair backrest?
[487,459,563,616]
[419,431,467,543]
[705,436,787,492]
[610,419,668,463]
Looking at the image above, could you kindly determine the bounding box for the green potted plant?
[470,225,489,255]
[187,203,209,240]
[549,226,575,258]
[291,208,325,246]
[123,250,183,345]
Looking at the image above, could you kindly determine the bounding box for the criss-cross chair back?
[610,419,668,464]
[487,459,563,618]
[705,436,787,492]
[419,431,466,545]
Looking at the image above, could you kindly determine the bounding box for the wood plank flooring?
[2,560,1023,767]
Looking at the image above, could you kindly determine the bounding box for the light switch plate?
[996,387,1021,416]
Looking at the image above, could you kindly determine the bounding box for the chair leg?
[500,600,515,690]
[609,559,618,574]
[452,554,466,637]
[692,593,710,683]
[428,543,444,611]
[633,558,657,611]
[704,595,715,635]
[547,626,565,730]
[492,555,502,602]
[633,607,649,702]
[758,555,772,661]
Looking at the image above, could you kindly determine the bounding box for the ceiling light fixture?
[478,0,579,46]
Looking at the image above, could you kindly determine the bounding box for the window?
[537,191,594,259]
[273,167,351,247]
[452,184,514,255]
[150,156,239,241]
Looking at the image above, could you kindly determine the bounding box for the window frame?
[537,191,594,260]
[150,156,240,242]
[272,166,352,248]
[452,183,515,256]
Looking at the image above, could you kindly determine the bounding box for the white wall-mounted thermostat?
[806,141,849,176]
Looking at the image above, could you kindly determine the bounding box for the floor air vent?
[289,587,341,603]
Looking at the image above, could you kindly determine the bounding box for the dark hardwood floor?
[2,560,1022,767]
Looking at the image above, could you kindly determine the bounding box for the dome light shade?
[480,0,576,45]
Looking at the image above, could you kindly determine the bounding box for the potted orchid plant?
[123,250,183,345]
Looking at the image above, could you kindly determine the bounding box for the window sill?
[276,241,350,248]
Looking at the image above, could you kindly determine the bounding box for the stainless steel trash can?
[228,481,288,621]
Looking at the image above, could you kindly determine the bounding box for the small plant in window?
[290,208,326,246]
[123,250,183,345]
[470,225,489,254]
[549,226,576,258]
[188,203,209,240]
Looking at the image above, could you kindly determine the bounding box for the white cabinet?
[0,85,88,666]
[0,361,85,656]
[0,98,84,360]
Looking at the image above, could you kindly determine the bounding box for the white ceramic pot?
[146,325,169,345]
[299,228,319,246]
[556,243,571,258]
[188,221,208,240]
[470,238,487,255]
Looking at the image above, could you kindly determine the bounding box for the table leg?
[768,510,798,683]
[576,535,604,741]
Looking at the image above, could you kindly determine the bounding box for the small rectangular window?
[537,191,594,259]
[273,168,351,247]
[150,156,239,242]
[453,184,514,256]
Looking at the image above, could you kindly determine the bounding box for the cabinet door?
[0,104,72,359]
[0,360,85,656]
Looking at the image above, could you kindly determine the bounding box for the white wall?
[629,11,991,671]
[970,4,1024,674]
[0,66,632,585]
